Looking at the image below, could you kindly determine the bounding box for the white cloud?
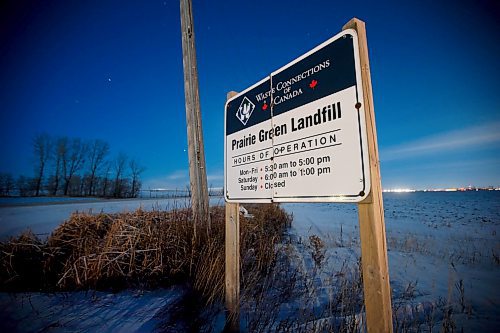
[166,169,188,181]
[382,157,500,189]
[142,170,189,190]
[143,169,224,190]
[384,157,500,173]
[207,171,223,183]
[380,122,500,161]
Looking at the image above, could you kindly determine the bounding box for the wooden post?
[225,91,240,332]
[343,18,393,333]
[180,0,210,225]
[225,202,240,331]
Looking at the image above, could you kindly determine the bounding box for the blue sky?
[0,0,499,190]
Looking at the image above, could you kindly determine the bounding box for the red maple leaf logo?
[309,79,318,89]
[262,102,268,110]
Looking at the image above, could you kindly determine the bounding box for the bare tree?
[100,162,112,197]
[8,134,146,198]
[87,139,109,196]
[17,176,35,196]
[113,153,128,198]
[33,133,52,196]
[129,159,145,198]
[50,137,68,196]
[62,138,87,196]
[0,173,15,196]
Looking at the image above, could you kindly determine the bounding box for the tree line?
[0,134,145,198]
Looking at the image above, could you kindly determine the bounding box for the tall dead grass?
[0,204,291,306]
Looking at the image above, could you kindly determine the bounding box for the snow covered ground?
[0,192,498,331]
[282,191,500,332]
[0,288,185,332]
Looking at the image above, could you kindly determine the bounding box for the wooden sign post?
[343,18,393,333]
[225,91,240,332]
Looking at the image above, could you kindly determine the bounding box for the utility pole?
[180,0,210,225]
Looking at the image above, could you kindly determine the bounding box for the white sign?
[224,29,370,203]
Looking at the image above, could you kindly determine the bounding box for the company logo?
[236,97,255,126]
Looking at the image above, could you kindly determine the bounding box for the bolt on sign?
[225,29,370,203]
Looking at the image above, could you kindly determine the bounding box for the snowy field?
[283,191,500,332]
[0,196,225,240]
[0,192,499,331]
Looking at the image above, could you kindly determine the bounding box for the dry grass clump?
[0,230,45,290]
[47,208,195,290]
[194,204,292,305]
[241,204,292,275]
[0,204,291,305]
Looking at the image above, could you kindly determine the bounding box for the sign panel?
[224,29,370,202]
